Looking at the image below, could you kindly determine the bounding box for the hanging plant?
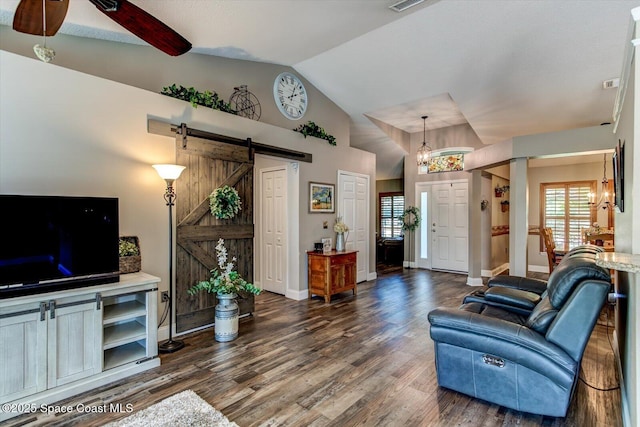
[161,84,237,115]
[209,185,242,219]
[293,121,337,146]
[399,206,421,232]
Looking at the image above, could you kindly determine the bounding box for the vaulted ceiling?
[0,0,636,179]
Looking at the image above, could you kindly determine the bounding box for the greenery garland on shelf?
[399,206,421,232]
[293,121,337,146]
[161,84,237,114]
[209,185,242,219]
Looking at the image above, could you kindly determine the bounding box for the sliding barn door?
[175,137,254,333]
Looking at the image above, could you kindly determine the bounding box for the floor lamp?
[153,164,186,353]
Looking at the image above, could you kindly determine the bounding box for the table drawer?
[330,253,356,266]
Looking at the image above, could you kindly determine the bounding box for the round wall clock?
[273,72,308,120]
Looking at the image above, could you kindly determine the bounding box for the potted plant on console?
[119,236,141,274]
[187,238,261,342]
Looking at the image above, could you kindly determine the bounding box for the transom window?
[540,181,596,251]
[380,192,404,238]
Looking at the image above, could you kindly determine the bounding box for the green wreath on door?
[399,206,421,232]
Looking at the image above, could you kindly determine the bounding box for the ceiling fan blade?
[13,0,69,37]
[89,0,192,56]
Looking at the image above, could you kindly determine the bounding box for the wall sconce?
[481,199,488,211]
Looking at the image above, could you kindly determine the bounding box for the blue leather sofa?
[428,255,611,417]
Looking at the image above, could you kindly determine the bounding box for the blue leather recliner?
[427,255,611,417]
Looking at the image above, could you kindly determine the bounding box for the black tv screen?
[0,195,120,298]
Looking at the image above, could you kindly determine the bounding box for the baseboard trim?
[367,272,377,281]
[528,264,550,273]
[286,288,308,301]
[481,263,509,278]
[466,277,483,286]
[612,334,632,427]
[157,324,169,341]
[403,261,417,268]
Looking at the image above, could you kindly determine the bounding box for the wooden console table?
[307,250,357,303]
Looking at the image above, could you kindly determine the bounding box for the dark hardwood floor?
[6,269,621,427]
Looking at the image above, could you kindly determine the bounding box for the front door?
[431,181,468,272]
[260,167,287,295]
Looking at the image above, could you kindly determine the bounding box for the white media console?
[0,272,160,421]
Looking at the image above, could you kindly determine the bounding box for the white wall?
[0,51,375,323]
[527,161,607,269]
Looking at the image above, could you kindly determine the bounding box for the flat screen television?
[0,195,120,298]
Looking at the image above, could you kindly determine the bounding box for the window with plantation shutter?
[380,192,404,238]
[540,181,596,251]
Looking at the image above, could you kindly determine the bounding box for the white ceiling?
[0,0,636,179]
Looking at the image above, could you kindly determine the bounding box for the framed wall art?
[309,182,335,213]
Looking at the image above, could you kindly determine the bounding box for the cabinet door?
[330,265,345,290]
[0,305,47,403]
[47,300,101,388]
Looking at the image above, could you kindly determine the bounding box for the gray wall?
[612,32,638,427]
[0,50,375,325]
[0,26,343,137]
[0,26,379,298]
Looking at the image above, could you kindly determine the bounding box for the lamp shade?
[153,164,186,181]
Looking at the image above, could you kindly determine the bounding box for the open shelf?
[103,318,146,350]
[103,340,147,370]
[103,300,146,325]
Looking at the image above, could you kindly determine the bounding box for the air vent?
[389,0,425,12]
[602,78,620,89]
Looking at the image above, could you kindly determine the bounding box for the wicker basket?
[119,236,141,274]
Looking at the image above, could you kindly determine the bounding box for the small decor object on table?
[209,185,242,219]
[188,239,261,342]
[321,238,332,253]
[334,217,350,252]
[118,236,141,274]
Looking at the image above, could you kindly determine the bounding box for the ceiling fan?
[12,0,192,56]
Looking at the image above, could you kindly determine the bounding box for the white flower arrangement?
[187,238,261,296]
[334,217,349,233]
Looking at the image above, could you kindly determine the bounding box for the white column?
[467,170,483,285]
[509,157,528,276]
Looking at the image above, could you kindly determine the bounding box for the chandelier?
[416,115,432,167]
[588,153,613,210]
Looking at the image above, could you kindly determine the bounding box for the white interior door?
[338,171,369,283]
[260,167,287,294]
[431,181,468,272]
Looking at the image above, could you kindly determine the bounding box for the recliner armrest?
[428,307,577,387]
[487,275,547,294]
[484,287,541,311]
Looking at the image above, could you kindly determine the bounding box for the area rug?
[106,390,238,427]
